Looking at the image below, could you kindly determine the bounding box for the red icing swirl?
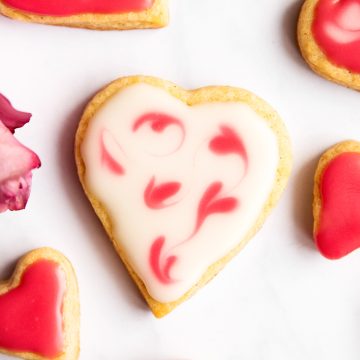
[316,152,360,259]
[209,125,248,166]
[100,130,125,176]
[193,182,238,237]
[144,124,246,284]
[149,182,239,284]
[149,236,177,284]
[133,112,186,156]
[2,0,154,16]
[144,177,181,209]
[312,0,360,73]
[0,260,66,358]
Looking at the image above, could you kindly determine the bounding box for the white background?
[1,0,360,359]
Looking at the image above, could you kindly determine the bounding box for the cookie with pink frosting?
[314,141,360,259]
[0,0,168,30]
[298,0,360,90]
[75,76,292,317]
[0,247,80,360]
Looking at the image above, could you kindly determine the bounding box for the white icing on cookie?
[81,83,279,303]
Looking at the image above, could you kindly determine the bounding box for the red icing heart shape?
[315,151,360,259]
[2,0,154,16]
[0,256,67,358]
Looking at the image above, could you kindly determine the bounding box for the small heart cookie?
[298,0,360,90]
[314,141,360,259]
[0,0,168,30]
[75,76,292,317]
[0,248,80,360]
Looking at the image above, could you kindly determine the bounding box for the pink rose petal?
[0,93,32,133]
[0,95,40,213]
[0,121,41,182]
[0,173,33,212]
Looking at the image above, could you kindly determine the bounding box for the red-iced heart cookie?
[298,0,360,90]
[75,76,292,317]
[0,248,79,360]
[0,0,168,30]
[314,141,360,259]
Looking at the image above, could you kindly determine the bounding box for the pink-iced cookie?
[0,0,168,30]
[0,248,80,360]
[298,0,360,90]
[314,141,360,259]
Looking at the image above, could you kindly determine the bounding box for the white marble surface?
[1,0,360,359]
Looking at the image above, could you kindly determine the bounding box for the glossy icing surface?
[2,0,154,16]
[81,83,279,302]
[313,0,360,73]
[0,260,66,358]
[316,152,360,259]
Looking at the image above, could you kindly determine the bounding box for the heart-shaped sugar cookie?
[0,248,80,360]
[314,141,360,259]
[298,0,360,90]
[75,76,292,317]
[0,0,167,30]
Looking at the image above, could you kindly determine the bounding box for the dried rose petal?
[0,97,40,213]
[0,173,33,212]
[0,93,32,133]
